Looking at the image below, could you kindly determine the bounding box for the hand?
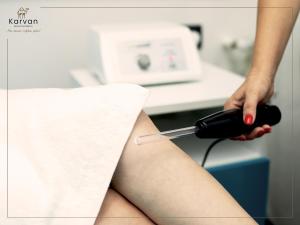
[224,69,275,140]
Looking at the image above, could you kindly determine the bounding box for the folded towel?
[0,84,148,225]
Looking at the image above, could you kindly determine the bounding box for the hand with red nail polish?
[224,68,275,140]
[223,0,300,141]
[244,114,253,125]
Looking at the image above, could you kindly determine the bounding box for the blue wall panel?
[207,157,270,225]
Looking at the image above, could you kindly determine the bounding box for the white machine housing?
[89,22,203,85]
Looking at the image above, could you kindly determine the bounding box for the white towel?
[0,84,148,225]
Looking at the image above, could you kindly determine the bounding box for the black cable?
[201,138,227,167]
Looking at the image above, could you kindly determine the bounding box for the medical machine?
[88,22,202,85]
[136,105,281,145]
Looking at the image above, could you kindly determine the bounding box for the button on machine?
[137,54,151,70]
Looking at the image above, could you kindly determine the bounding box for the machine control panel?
[118,39,186,75]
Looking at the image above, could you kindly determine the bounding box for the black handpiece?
[195,105,281,139]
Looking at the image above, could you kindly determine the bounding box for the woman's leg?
[95,188,155,225]
[112,112,257,225]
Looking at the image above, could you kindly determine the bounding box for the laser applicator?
[135,105,281,145]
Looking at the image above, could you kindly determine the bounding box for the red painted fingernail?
[257,131,265,136]
[264,127,272,133]
[244,114,253,125]
[239,136,246,141]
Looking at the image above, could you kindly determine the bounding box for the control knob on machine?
[137,54,151,70]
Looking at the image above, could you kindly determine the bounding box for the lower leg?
[95,188,155,225]
[112,112,257,225]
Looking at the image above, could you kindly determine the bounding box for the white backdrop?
[0,1,299,225]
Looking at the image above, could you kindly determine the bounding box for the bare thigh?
[111,112,257,225]
[95,188,155,225]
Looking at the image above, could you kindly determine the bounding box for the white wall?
[0,0,257,89]
[1,0,299,225]
[292,17,300,225]
[267,14,300,225]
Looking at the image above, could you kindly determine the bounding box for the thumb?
[243,94,258,125]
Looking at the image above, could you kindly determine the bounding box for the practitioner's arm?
[112,112,257,225]
[225,0,300,140]
[251,0,299,77]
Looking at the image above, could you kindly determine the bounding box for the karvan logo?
[17,7,29,19]
[8,7,39,25]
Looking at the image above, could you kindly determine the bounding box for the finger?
[230,135,243,140]
[245,127,265,140]
[224,98,242,110]
[239,135,247,141]
[230,135,247,141]
[224,84,246,110]
[262,124,272,133]
[243,93,259,125]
